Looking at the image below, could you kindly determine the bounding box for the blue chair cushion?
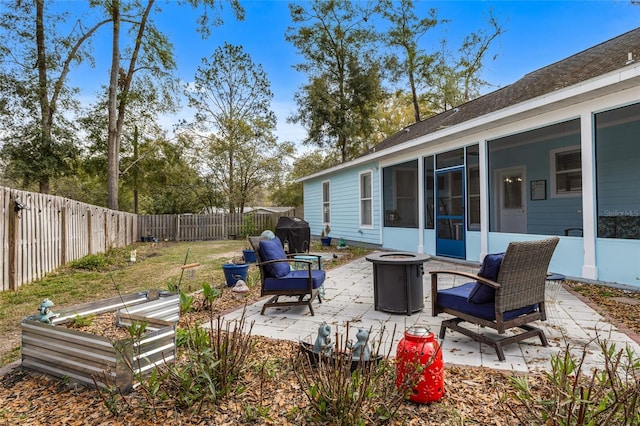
[439,282,537,320]
[264,269,326,292]
[468,252,504,304]
[259,237,290,278]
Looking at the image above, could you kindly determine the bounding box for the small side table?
[545,272,565,321]
[293,255,325,296]
[545,272,565,304]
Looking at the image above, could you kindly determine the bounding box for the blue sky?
[67,0,640,145]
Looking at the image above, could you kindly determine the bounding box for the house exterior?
[299,28,640,289]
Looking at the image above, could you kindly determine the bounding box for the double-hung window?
[360,171,373,227]
[322,181,331,224]
[551,146,582,197]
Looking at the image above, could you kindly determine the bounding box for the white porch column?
[479,138,489,260]
[417,157,425,253]
[580,111,598,279]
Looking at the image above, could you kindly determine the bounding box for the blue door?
[436,168,465,259]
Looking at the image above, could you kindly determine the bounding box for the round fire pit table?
[365,252,430,315]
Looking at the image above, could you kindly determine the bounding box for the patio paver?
[216,254,640,373]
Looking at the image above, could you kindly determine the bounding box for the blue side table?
[293,255,325,296]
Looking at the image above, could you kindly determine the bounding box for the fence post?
[8,199,19,290]
[87,208,93,255]
[60,204,67,265]
[175,215,180,242]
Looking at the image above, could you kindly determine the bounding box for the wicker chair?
[430,237,559,361]
[249,236,325,316]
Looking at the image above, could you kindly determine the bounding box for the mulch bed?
[1,332,540,425]
[2,258,639,424]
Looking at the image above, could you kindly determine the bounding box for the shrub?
[292,324,417,425]
[69,254,109,271]
[506,338,640,425]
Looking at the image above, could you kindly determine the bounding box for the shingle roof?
[367,27,640,155]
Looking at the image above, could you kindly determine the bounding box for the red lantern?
[396,326,444,403]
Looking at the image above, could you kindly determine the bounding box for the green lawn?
[0,239,246,365]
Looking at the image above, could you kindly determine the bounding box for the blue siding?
[488,232,583,278]
[303,180,324,235]
[304,163,381,245]
[596,239,640,285]
[382,227,419,251]
[465,231,481,262]
[423,229,436,254]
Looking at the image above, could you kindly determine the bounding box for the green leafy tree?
[0,1,110,193]
[286,0,385,163]
[269,148,338,207]
[101,0,244,210]
[427,9,504,112]
[381,0,443,123]
[368,91,419,144]
[185,42,285,214]
[381,1,504,117]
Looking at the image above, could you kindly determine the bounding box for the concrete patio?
[219,254,640,373]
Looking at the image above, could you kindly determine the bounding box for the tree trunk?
[132,126,139,214]
[107,0,121,210]
[36,0,52,194]
[408,70,421,123]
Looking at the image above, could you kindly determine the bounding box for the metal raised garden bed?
[21,290,179,391]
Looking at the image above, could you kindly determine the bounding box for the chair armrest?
[256,258,316,275]
[429,270,501,289]
[257,258,305,266]
[286,253,323,261]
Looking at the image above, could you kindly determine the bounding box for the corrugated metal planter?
[21,290,179,391]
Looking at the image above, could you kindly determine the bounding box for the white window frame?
[359,171,373,228]
[550,145,582,198]
[322,180,331,225]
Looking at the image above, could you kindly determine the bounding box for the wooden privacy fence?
[0,183,300,292]
[0,186,137,292]
[138,212,285,242]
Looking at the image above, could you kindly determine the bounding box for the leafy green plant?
[69,254,109,271]
[132,309,255,415]
[179,291,195,314]
[176,324,210,349]
[202,282,221,308]
[242,214,257,238]
[67,313,95,328]
[245,403,272,422]
[506,338,640,425]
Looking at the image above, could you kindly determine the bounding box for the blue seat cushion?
[264,269,326,292]
[468,252,504,304]
[259,237,290,278]
[439,282,537,321]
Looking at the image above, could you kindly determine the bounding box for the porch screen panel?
[383,160,418,228]
[595,102,640,240]
[466,145,480,231]
[487,119,581,235]
[424,155,434,229]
